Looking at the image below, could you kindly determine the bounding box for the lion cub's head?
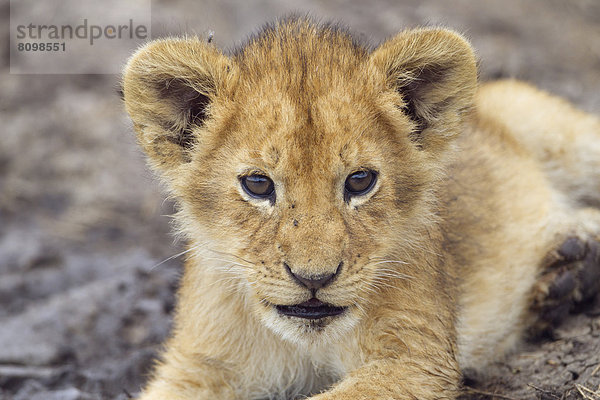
[122,18,476,345]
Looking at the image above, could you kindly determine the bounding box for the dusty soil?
[1,0,599,399]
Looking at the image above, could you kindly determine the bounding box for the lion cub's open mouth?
[275,298,347,319]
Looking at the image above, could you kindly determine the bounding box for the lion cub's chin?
[259,304,361,347]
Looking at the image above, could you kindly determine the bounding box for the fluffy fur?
[122,18,600,399]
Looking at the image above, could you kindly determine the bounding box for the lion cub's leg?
[529,209,600,337]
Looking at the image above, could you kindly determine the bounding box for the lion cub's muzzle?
[275,262,347,319]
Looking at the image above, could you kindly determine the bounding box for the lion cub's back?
[476,79,600,207]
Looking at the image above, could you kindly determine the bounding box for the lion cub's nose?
[285,263,341,290]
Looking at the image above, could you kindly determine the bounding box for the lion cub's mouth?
[275,298,347,319]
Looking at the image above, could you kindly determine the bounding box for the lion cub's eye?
[344,170,377,200]
[241,174,275,200]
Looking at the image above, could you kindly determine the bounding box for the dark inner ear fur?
[398,63,451,138]
[401,81,425,135]
[158,78,211,149]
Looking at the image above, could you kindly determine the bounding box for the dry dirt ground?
[1,1,600,399]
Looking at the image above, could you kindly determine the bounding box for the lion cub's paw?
[529,237,600,337]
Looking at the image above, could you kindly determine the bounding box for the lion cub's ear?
[122,38,233,172]
[370,28,477,149]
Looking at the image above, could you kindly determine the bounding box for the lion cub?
[122,18,600,399]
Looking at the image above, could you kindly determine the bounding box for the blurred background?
[1,1,599,399]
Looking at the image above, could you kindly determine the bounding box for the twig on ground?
[528,383,562,400]
[575,384,600,400]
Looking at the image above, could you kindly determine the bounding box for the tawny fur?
[121,18,600,400]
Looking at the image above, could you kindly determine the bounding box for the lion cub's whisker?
[375,269,414,281]
[205,248,257,265]
[150,243,205,270]
[202,256,253,270]
[369,260,408,266]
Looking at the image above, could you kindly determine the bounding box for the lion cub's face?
[122,20,476,344]
[183,72,429,343]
